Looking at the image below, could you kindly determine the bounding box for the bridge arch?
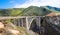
[29,18,40,34]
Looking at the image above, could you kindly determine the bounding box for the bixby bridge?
[0,16,60,35]
[0,16,42,30]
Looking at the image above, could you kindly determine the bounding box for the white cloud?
[13,0,60,8]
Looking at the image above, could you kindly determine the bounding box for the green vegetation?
[0,8,24,16]
[0,6,53,16]
[45,6,60,12]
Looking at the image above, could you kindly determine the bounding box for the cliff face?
[42,16,60,35]
[30,16,60,35]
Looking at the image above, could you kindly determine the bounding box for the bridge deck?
[0,16,43,20]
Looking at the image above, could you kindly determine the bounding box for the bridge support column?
[13,18,24,27]
[21,18,24,27]
[13,19,17,26]
[36,17,41,34]
[26,17,29,30]
[36,17,41,27]
[17,19,21,27]
[17,19,23,27]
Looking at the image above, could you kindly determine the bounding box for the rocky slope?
[0,21,34,35]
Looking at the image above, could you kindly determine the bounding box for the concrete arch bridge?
[0,16,41,30]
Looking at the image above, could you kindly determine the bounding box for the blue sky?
[0,0,27,9]
[0,0,60,9]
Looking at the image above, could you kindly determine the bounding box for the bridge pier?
[26,17,29,30]
[36,17,41,27]
[17,19,21,27]
[13,19,17,26]
[35,17,41,34]
[20,18,24,27]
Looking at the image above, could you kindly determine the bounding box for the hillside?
[0,8,25,16]
[46,6,60,12]
[1,6,60,16]
[20,6,51,16]
[0,6,52,16]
